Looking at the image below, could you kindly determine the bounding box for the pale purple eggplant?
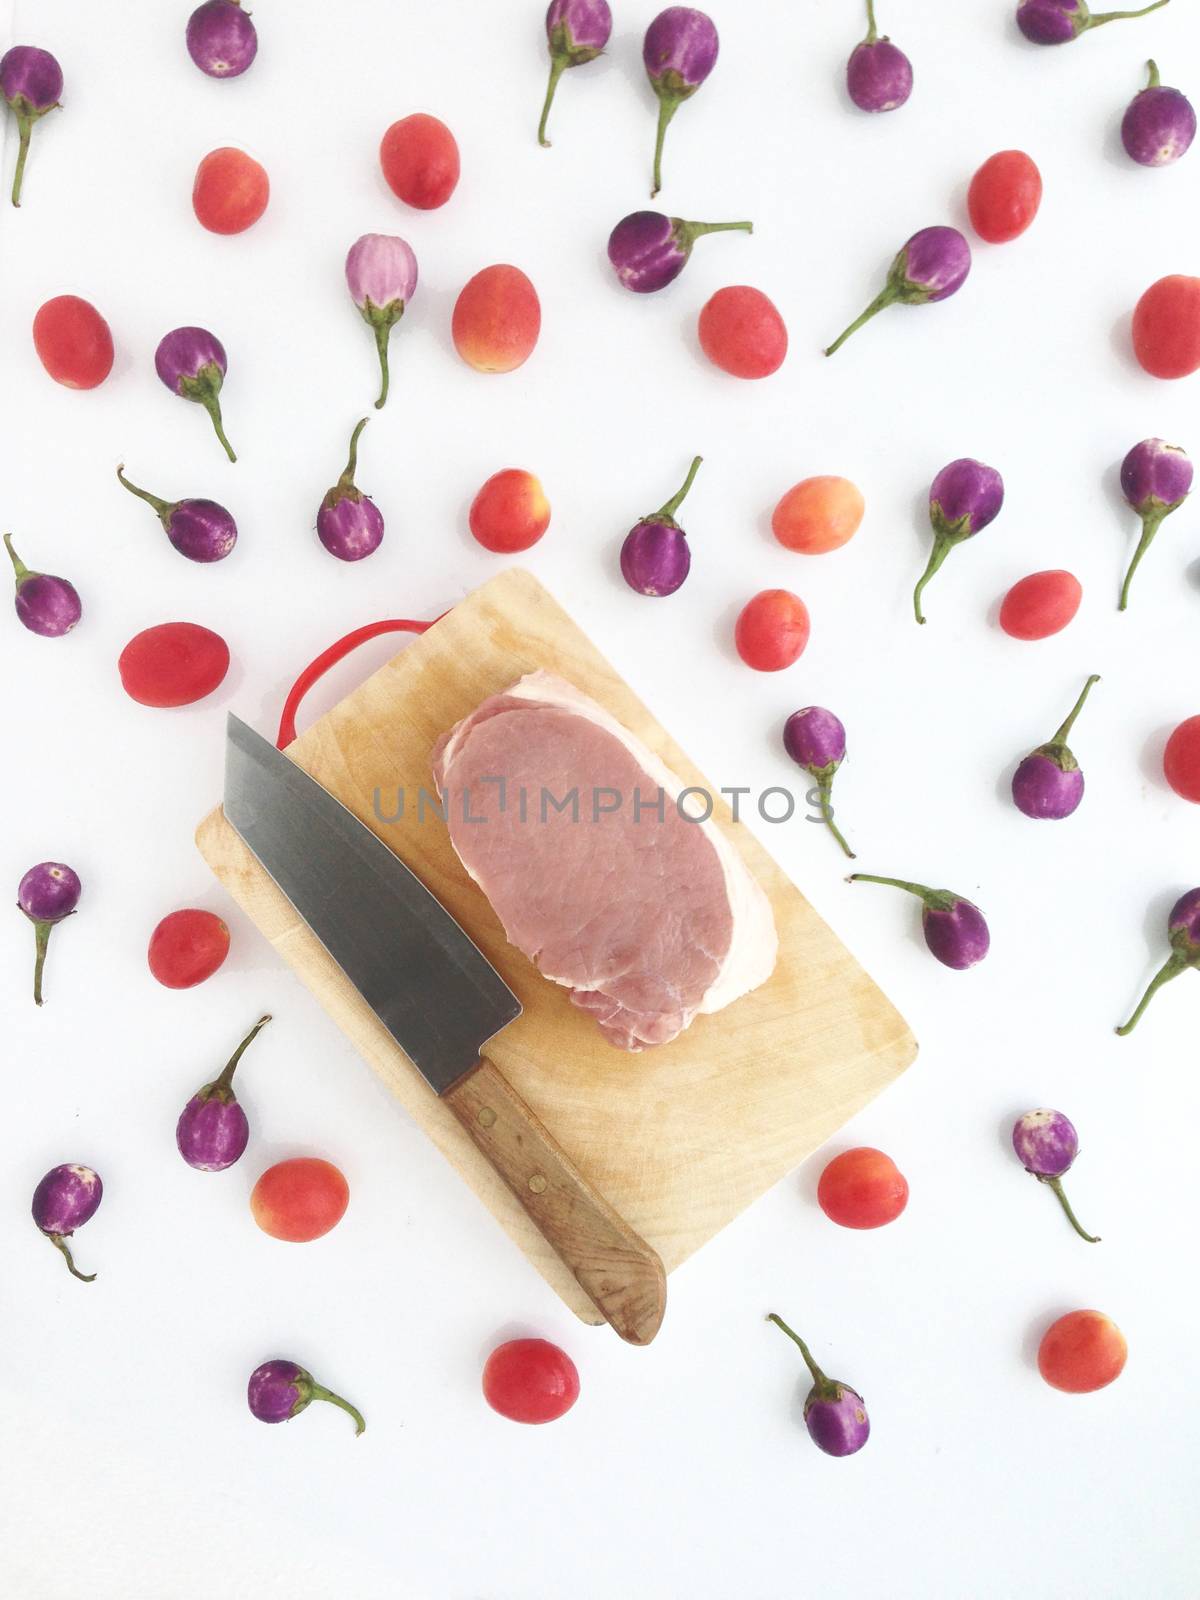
[186,0,258,78]
[1017,0,1170,46]
[620,456,702,596]
[848,873,990,969]
[847,1,913,113]
[1,46,62,207]
[1122,61,1195,166]
[345,234,418,410]
[32,1163,101,1281]
[317,418,384,561]
[1012,1110,1100,1242]
[176,1014,271,1172]
[155,327,236,462]
[1011,675,1100,820]
[783,707,855,859]
[825,226,971,358]
[607,211,752,294]
[913,457,1004,624]
[643,7,719,198]
[5,532,81,636]
[116,466,237,563]
[767,1314,869,1457]
[248,1359,365,1434]
[539,0,612,146]
[1118,438,1192,610]
[17,861,80,1005]
[1116,887,1200,1034]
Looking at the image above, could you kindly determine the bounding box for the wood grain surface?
[196,568,917,1326]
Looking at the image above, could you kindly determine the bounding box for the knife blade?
[223,714,666,1345]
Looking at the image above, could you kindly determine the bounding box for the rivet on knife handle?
[447,1058,667,1346]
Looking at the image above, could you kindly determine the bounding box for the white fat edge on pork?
[433,670,778,1012]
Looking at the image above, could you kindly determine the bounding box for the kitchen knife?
[223,714,666,1346]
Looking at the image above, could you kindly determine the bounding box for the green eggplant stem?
[1051,675,1101,746]
[4,531,30,581]
[651,95,680,198]
[1119,508,1166,611]
[685,220,754,240]
[654,456,703,520]
[1115,952,1188,1035]
[1040,1176,1100,1243]
[1145,59,1161,89]
[116,466,173,520]
[1087,1,1170,29]
[212,1014,272,1095]
[913,535,953,624]
[766,1313,839,1400]
[339,419,369,489]
[865,0,879,41]
[310,1383,366,1435]
[373,324,391,410]
[11,114,32,207]
[538,55,567,146]
[816,776,855,859]
[200,392,236,462]
[49,1233,95,1282]
[824,286,896,357]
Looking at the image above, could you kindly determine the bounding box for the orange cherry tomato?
[192,146,270,235]
[734,589,810,670]
[817,1147,909,1229]
[1038,1310,1127,1393]
[772,476,864,553]
[469,469,550,552]
[452,265,541,373]
[32,295,114,389]
[251,1157,349,1243]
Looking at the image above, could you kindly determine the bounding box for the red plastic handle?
[275,616,440,749]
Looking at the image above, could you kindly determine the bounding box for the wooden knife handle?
[446,1057,667,1346]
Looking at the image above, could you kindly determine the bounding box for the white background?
[2,1,1198,1595]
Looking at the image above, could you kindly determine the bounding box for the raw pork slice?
[431,671,777,1050]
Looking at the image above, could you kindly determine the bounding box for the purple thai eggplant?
[620,456,702,596]
[186,0,258,79]
[1011,675,1100,820]
[5,532,81,637]
[317,418,384,561]
[1,46,63,207]
[32,1163,101,1281]
[913,457,1004,624]
[176,1014,270,1172]
[1012,1110,1100,1242]
[155,327,236,462]
[1118,438,1192,610]
[1116,887,1200,1035]
[848,873,990,969]
[847,1,913,113]
[783,707,855,859]
[643,7,719,198]
[1122,61,1195,166]
[825,226,971,358]
[767,1314,869,1457]
[1017,0,1170,46]
[17,860,81,1005]
[248,1359,366,1435]
[607,211,753,294]
[539,0,612,146]
[116,466,237,563]
[345,234,418,410]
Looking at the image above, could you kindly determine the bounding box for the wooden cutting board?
[196,568,916,1325]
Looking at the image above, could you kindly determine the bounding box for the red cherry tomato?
[482,1339,579,1424]
[1038,1310,1127,1393]
[967,150,1042,244]
[452,265,541,373]
[192,146,270,235]
[999,569,1082,639]
[380,113,460,210]
[469,469,550,553]
[147,908,230,988]
[817,1147,909,1229]
[1164,715,1200,801]
[698,286,788,378]
[251,1158,349,1242]
[734,589,810,670]
[32,295,114,389]
[1133,275,1200,379]
[118,623,230,708]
